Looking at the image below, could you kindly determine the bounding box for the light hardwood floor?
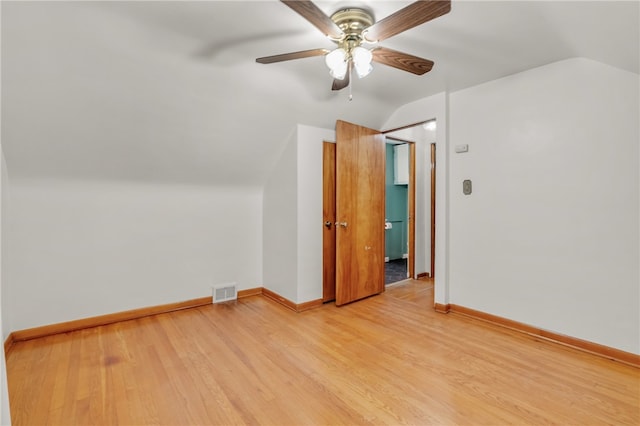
[6,280,640,425]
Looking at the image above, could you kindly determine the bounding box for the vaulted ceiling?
[2,1,638,186]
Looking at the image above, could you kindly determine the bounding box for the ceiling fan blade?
[332,71,350,91]
[364,0,451,42]
[256,48,330,64]
[372,47,434,75]
[281,1,343,39]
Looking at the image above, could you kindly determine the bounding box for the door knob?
[324,221,332,229]
[336,222,348,228]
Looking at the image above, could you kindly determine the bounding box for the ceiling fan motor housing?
[330,8,375,48]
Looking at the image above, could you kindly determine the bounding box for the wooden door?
[335,120,386,306]
[322,142,336,302]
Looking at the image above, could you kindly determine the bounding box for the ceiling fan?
[256,0,451,92]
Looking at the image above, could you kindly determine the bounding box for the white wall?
[413,125,437,278]
[263,125,334,304]
[1,150,12,425]
[263,130,299,302]
[1,156,8,339]
[7,179,262,331]
[1,4,13,414]
[383,93,450,304]
[296,125,335,303]
[448,58,639,354]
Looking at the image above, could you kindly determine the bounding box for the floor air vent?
[212,282,237,303]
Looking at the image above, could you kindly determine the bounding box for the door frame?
[382,120,437,279]
[384,136,416,280]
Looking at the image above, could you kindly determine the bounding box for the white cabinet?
[393,143,409,185]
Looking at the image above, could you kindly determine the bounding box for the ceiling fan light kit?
[352,46,373,78]
[256,0,451,94]
[325,45,373,80]
[325,48,348,79]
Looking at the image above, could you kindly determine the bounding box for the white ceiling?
[2,1,638,186]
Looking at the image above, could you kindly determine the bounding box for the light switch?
[455,144,469,153]
[463,179,472,195]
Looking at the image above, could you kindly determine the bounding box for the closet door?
[335,120,385,305]
[322,142,336,302]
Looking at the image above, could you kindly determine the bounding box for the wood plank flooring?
[6,280,640,425]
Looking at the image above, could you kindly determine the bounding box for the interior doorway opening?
[383,119,437,280]
[384,139,412,285]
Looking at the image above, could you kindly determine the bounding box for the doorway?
[383,120,436,280]
[384,138,414,285]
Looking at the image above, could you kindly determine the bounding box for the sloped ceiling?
[2,1,638,186]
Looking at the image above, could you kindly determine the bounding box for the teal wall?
[385,143,408,260]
